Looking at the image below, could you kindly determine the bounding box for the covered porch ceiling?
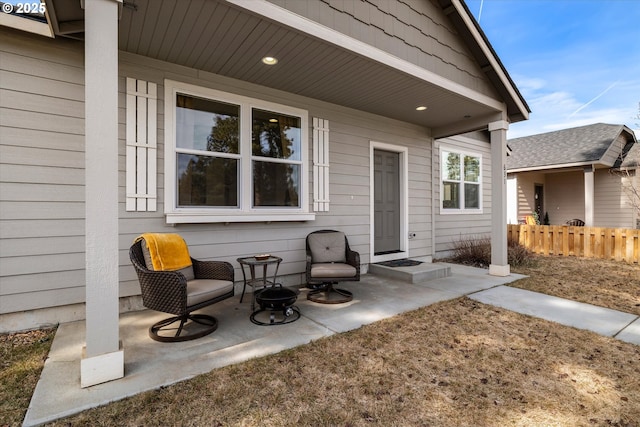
[44,0,527,138]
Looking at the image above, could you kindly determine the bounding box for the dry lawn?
[2,255,639,427]
[511,255,640,316]
[0,328,56,426]
[45,299,640,427]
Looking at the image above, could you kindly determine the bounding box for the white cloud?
[508,74,640,139]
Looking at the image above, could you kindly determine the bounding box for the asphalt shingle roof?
[506,123,629,170]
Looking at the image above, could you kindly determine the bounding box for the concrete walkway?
[469,285,640,344]
[22,263,639,426]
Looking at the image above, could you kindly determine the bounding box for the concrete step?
[368,261,451,284]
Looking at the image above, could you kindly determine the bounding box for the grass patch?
[0,327,56,426]
[511,255,640,316]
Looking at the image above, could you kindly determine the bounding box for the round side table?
[237,255,283,311]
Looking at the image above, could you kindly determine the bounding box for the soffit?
[45,0,513,136]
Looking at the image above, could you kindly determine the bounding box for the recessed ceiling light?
[262,56,278,65]
[416,106,427,111]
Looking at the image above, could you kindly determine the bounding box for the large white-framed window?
[440,147,483,214]
[164,80,313,223]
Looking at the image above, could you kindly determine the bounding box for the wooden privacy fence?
[507,224,640,264]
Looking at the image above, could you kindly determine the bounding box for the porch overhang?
[42,0,528,138]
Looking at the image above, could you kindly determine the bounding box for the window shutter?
[126,78,157,211]
[313,118,330,212]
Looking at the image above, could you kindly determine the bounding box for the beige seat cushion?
[308,232,346,263]
[186,279,234,307]
[310,263,357,278]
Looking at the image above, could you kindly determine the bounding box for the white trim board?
[369,141,409,264]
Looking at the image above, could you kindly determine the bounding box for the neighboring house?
[0,0,529,386]
[506,123,639,228]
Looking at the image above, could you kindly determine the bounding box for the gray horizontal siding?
[594,169,635,228]
[117,58,434,294]
[0,28,86,315]
[1,27,434,323]
[512,171,545,221]
[434,133,493,256]
[545,171,584,224]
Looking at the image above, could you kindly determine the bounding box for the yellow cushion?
[135,233,192,271]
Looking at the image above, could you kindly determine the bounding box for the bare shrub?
[450,235,491,267]
[507,236,535,267]
[450,235,534,268]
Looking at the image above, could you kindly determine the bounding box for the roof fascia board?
[508,161,604,173]
[448,0,529,120]
[225,0,504,112]
[0,10,54,38]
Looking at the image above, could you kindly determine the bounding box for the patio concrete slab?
[24,264,520,426]
[24,263,635,426]
[420,262,528,294]
[469,286,640,341]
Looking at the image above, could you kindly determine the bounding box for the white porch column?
[81,0,123,388]
[488,120,510,276]
[584,165,595,226]
[507,174,518,224]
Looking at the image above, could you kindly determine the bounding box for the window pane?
[177,153,238,207]
[443,152,460,180]
[252,109,301,160]
[176,94,239,154]
[465,183,480,208]
[253,161,300,207]
[442,181,459,209]
[464,155,480,182]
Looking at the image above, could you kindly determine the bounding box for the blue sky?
[465,0,640,138]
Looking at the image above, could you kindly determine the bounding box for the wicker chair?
[565,219,585,226]
[130,238,234,342]
[305,230,360,304]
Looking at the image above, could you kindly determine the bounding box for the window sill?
[165,211,316,224]
[439,209,484,215]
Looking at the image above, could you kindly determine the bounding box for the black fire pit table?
[250,285,300,326]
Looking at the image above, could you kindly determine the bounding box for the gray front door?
[374,149,400,255]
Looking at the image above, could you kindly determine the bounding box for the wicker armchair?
[565,219,585,226]
[130,238,234,342]
[305,230,360,304]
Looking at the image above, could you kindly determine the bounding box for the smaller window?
[251,109,302,208]
[441,150,482,213]
[175,94,240,208]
